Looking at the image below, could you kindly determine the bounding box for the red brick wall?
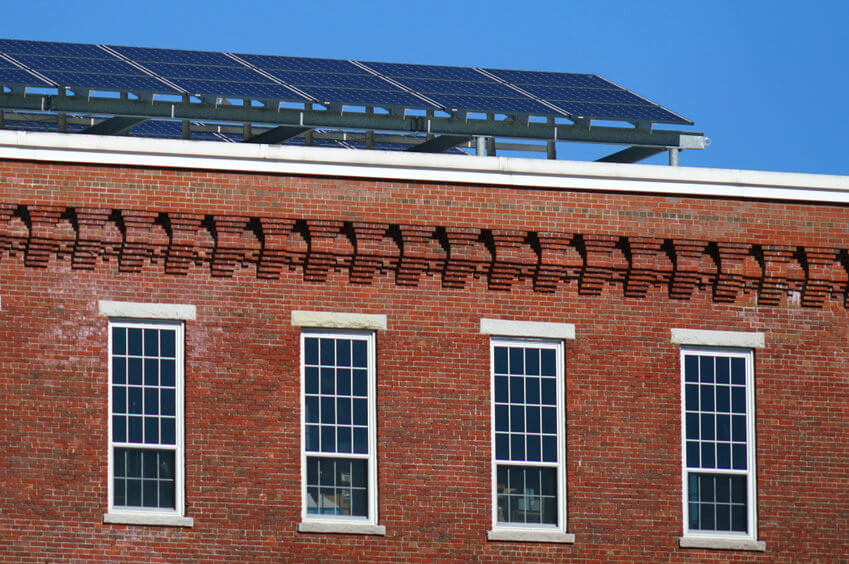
[1,158,848,562]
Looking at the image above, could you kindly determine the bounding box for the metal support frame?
[596,146,666,164]
[245,125,311,144]
[0,91,707,163]
[407,134,471,153]
[83,116,148,135]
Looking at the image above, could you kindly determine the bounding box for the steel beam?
[245,125,311,144]
[596,146,666,164]
[0,93,707,150]
[82,116,148,135]
[406,134,470,153]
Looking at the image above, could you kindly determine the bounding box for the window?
[300,330,380,531]
[490,337,568,538]
[106,320,190,526]
[681,347,756,536]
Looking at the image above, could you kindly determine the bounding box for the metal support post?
[486,136,496,156]
[476,136,486,156]
[668,147,679,166]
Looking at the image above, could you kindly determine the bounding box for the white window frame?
[677,337,765,551]
[298,328,383,535]
[104,318,191,527]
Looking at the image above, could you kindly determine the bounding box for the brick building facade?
[1,130,848,561]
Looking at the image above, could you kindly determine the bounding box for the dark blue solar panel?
[554,101,684,123]
[362,62,485,82]
[169,78,303,100]
[361,62,555,115]
[302,87,432,108]
[393,77,522,98]
[0,39,107,58]
[0,68,50,86]
[43,71,175,92]
[4,114,88,132]
[109,46,242,67]
[484,69,611,89]
[254,70,392,91]
[237,54,364,75]
[11,55,135,74]
[526,85,651,105]
[136,62,265,82]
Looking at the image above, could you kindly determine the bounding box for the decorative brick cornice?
[2,203,848,309]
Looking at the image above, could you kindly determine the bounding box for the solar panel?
[0,40,178,93]
[108,46,308,100]
[0,57,49,87]
[359,61,555,115]
[237,53,434,108]
[484,68,690,124]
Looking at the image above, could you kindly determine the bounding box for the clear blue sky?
[3,0,847,175]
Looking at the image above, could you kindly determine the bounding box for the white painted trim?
[480,318,575,340]
[297,521,386,536]
[99,300,197,321]
[679,537,766,551]
[107,321,187,521]
[487,529,575,543]
[291,310,387,331]
[680,347,758,543]
[300,330,379,527]
[103,512,194,527]
[671,329,765,348]
[490,338,567,535]
[1,130,848,204]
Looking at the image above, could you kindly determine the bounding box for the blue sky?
[3,0,847,175]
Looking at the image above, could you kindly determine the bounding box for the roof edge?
[0,130,847,204]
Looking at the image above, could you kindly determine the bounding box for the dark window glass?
[525,377,540,404]
[160,360,175,387]
[686,413,699,440]
[112,327,126,355]
[128,416,143,442]
[128,358,142,385]
[495,405,508,432]
[144,359,158,386]
[305,367,318,394]
[160,418,175,445]
[716,385,730,413]
[144,388,158,415]
[494,376,508,402]
[494,347,508,374]
[160,330,175,358]
[526,435,541,461]
[320,338,335,365]
[510,376,524,403]
[112,357,126,384]
[525,348,540,376]
[700,385,714,411]
[541,378,556,405]
[353,427,368,454]
[526,406,540,433]
[336,398,351,425]
[731,357,746,385]
[685,384,698,411]
[160,389,175,416]
[336,369,351,395]
[699,356,714,383]
[715,357,729,383]
[353,399,367,425]
[113,415,126,442]
[305,396,319,423]
[127,329,142,356]
[731,387,746,413]
[353,370,367,396]
[510,406,524,432]
[542,435,557,462]
[509,347,523,375]
[320,368,334,395]
[144,329,158,356]
[336,340,351,366]
[113,386,127,413]
[304,338,318,365]
[128,387,142,414]
[495,433,508,459]
[352,340,367,367]
[144,417,158,443]
[510,434,524,460]
[540,349,556,376]
[684,355,698,382]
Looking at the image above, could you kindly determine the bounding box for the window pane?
[144,329,158,356]
[112,357,126,384]
[494,347,508,374]
[541,378,556,405]
[113,415,126,442]
[731,357,746,385]
[540,349,556,376]
[509,348,523,375]
[320,338,335,365]
[336,369,351,395]
[525,348,539,376]
[509,376,524,403]
[144,359,158,386]
[160,330,175,358]
[352,340,367,367]
[336,340,351,366]
[495,405,509,432]
[715,357,729,383]
[494,376,508,403]
[128,358,142,385]
[684,355,698,382]
[127,328,142,355]
[699,356,714,383]
[304,338,318,365]
[160,360,175,387]
[112,327,126,355]
[113,386,127,414]
[160,418,175,445]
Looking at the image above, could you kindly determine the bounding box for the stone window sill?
[679,536,765,551]
[487,529,575,543]
[298,521,386,536]
[103,512,194,527]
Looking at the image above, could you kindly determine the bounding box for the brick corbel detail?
[257,218,298,279]
[443,227,488,289]
[72,207,112,270]
[803,248,848,308]
[534,232,579,293]
[578,234,621,295]
[119,210,161,273]
[624,237,671,298]
[350,223,398,285]
[2,202,849,309]
[488,230,538,291]
[164,213,204,275]
[396,225,444,286]
[210,215,255,277]
[24,205,68,267]
[669,239,713,300]
[304,220,351,282]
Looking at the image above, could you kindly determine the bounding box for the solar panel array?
[0,39,691,125]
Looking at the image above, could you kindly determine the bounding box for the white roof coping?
[0,130,847,204]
